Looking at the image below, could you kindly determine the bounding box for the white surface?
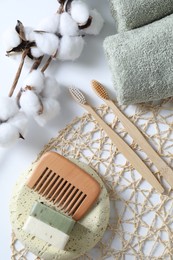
[0,1,115,259]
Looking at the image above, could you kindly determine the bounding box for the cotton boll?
[30,47,44,58]
[23,70,45,93]
[36,14,60,33]
[34,31,59,56]
[59,12,78,36]
[0,97,19,121]
[82,9,104,35]
[20,90,42,116]
[3,28,21,51]
[42,77,61,98]
[24,27,35,42]
[0,123,19,147]
[71,0,89,24]
[34,98,60,126]
[9,112,28,137]
[58,35,84,60]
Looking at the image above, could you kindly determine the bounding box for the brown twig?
[16,56,44,106]
[16,89,23,107]
[41,56,53,73]
[8,49,29,97]
[30,56,44,72]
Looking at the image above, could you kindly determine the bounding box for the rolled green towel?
[109,0,173,31]
[104,14,173,105]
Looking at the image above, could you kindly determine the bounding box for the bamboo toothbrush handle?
[106,99,173,188]
[83,104,164,193]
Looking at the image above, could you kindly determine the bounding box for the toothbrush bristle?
[69,88,87,105]
[91,80,109,100]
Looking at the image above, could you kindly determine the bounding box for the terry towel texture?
[109,0,173,32]
[104,14,173,105]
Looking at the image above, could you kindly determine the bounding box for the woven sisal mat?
[11,100,173,259]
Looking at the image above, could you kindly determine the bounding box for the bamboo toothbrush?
[91,80,173,189]
[69,88,164,193]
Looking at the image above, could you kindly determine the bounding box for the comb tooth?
[51,179,67,203]
[38,170,53,194]
[42,172,57,197]
[60,187,77,211]
[64,190,81,214]
[46,175,62,199]
[53,181,70,204]
[68,193,87,216]
[34,168,49,192]
[56,183,72,207]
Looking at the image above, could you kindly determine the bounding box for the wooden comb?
[27,151,101,221]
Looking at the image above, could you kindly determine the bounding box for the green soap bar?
[30,202,75,235]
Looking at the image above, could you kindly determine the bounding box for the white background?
[0,1,115,259]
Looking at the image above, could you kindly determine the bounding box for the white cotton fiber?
[0,123,19,147]
[0,97,19,121]
[23,70,45,93]
[31,47,44,58]
[24,27,35,42]
[59,12,78,36]
[9,111,28,137]
[42,77,61,98]
[71,0,89,24]
[58,35,84,60]
[36,14,60,34]
[34,98,60,126]
[82,9,104,35]
[20,90,42,116]
[34,32,59,56]
[3,28,21,51]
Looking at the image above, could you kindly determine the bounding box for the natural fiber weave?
[11,99,173,259]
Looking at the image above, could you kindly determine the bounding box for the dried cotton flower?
[34,98,60,127]
[30,47,44,59]
[8,112,28,137]
[23,27,35,42]
[58,35,84,60]
[70,0,89,24]
[22,70,45,94]
[42,77,61,98]
[0,97,28,147]
[3,28,21,52]
[82,9,104,35]
[36,14,60,34]
[33,31,59,56]
[0,97,19,121]
[19,90,43,116]
[1,0,104,147]
[59,12,78,36]
[20,72,61,126]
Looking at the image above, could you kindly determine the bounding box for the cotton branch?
[8,48,29,97]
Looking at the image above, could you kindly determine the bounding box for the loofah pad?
[11,101,173,259]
